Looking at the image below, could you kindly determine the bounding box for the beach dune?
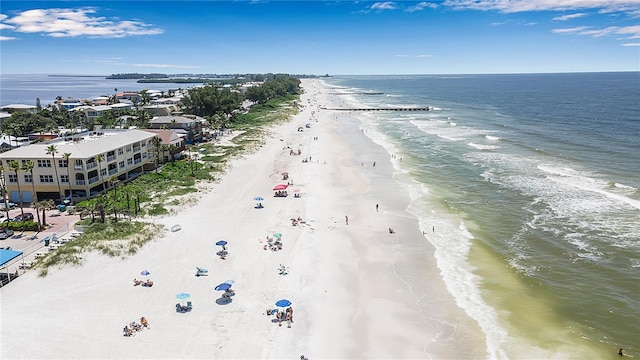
[0,79,485,359]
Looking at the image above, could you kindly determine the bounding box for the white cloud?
[406,2,438,13]
[443,0,640,14]
[395,54,410,57]
[417,54,433,57]
[0,35,17,41]
[2,8,163,38]
[551,26,592,34]
[621,42,640,46]
[370,2,397,10]
[553,12,587,21]
[553,24,640,39]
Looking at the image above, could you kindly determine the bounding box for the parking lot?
[0,206,82,277]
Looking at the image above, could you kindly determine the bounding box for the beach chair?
[186,301,192,310]
[176,303,190,313]
[195,267,208,276]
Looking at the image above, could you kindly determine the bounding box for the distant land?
[105,73,330,83]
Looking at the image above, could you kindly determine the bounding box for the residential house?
[148,115,205,144]
[0,129,157,204]
[143,104,180,117]
[141,129,186,162]
[0,104,38,114]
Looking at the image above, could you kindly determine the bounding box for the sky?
[0,1,639,75]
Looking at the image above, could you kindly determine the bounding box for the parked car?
[0,229,15,239]
[12,213,34,222]
[0,199,16,209]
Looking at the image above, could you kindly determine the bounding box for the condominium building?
[0,129,157,204]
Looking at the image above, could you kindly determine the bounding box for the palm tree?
[109,177,120,222]
[62,152,73,205]
[37,199,55,229]
[8,160,25,217]
[0,165,9,219]
[21,160,41,227]
[45,145,63,202]
[168,144,178,162]
[94,154,105,192]
[151,136,162,172]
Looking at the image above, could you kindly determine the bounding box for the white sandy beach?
[0,79,486,359]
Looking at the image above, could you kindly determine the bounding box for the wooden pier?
[323,92,384,95]
[322,106,430,112]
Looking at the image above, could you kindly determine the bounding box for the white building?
[0,129,157,203]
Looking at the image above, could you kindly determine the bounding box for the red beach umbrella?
[273,184,288,191]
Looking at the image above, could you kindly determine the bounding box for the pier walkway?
[322,106,430,112]
[322,92,384,95]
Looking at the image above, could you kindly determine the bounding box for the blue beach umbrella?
[254,196,264,201]
[176,292,190,300]
[273,233,282,239]
[224,280,235,285]
[215,240,228,246]
[275,299,291,308]
[214,283,232,291]
[140,270,150,276]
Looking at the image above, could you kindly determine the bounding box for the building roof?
[149,115,197,125]
[0,129,155,160]
[141,129,183,144]
[0,104,37,110]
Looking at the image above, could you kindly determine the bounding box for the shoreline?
[0,79,487,359]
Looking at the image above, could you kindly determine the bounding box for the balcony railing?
[134,158,142,164]
[108,169,117,175]
[107,155,116,162]
[88,176,100,184]
[76,180,86,185]
[74,165,83,170]
[87,163,97,170]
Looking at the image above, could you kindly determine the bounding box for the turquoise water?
[325,73,640,359]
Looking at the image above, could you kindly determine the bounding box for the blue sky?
[1,1,639,75]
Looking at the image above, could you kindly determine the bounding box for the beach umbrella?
[293,188,301,193]
[273,184,288,191]
[254,196,264,201]
[275,299,291,308]
[176,292,190,300]
[214,283,232,291]
[273,233,282,239]
[140,270,150,276]
[215,240,228,246]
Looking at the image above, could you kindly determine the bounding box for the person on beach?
[619,349,624,356]
[345,215,349,225]
[140,317,149,328]
[376,204,379,212]
[286,306,294,323]
[286,311,293,328]
[123,326,133,337]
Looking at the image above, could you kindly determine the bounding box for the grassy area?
[36,221,164,276]
[36,95,299,275]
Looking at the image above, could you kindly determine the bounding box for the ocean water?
[0,74,184,107]
[324,73,640,359]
